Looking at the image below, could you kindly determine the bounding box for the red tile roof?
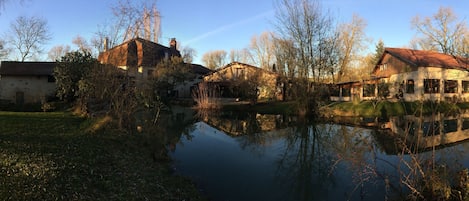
[0,61,55,76]
[98,37,181,67]
[383,48,469,69]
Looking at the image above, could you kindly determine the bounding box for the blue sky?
[1,0,468,64]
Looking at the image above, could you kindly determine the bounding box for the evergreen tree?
[371,39,385,65]
[54,51,97,102]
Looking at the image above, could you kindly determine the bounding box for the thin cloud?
[185,10,274,45]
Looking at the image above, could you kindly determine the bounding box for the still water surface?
[169,112,469,201]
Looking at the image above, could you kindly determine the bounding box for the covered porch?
[330,79,384,102]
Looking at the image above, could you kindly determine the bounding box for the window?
[330,86,340,97]
[406,79,414,93]
[342,87,351,97]
[422,121,440,136]
[443,119,458,134]
[444,80,458,93]
[463,81,469,93]
[424,79,440,93]
[234,67,244,78]
[379,63,388,71]
[363,84,375,97]
[463,118,469,130]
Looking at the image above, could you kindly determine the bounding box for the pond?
[167,109,469,201]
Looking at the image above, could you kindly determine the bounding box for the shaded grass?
[0,111,205,200]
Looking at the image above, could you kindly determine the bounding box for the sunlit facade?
[331,48,469,102]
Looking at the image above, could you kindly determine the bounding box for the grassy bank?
[0,111,205,200]
[323,100,465,117]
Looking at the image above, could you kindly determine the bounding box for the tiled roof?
[209,61,277,76]
[98,37,181,67]
[0,61,55,76]
[383,48,469,69]
[190,63,212,75]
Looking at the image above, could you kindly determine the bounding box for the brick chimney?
[169,38,177,50]
[103,37,109,52]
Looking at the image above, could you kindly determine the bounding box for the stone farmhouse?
[98,37,211,98]
[98,37,181,80]
[203,62,281,100]
[331,48,469,102]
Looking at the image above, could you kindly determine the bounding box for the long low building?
[0,61,56,104]
[331,48,469,102]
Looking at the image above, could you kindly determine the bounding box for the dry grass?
[192,82,221,109]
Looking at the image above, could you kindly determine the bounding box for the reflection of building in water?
[201,113,293,136]
[386,113,469,152]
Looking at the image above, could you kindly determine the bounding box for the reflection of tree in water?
[331,126,384,199]
[273,120,391,201]
[138,107,197,160]
[275,119,338,201]
[235,113,289,155]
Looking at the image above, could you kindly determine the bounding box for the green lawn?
[0,111,205,200]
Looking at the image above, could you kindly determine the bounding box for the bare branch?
[94,0,161,52]
[202,50,227,70]
[411,6,468,56]
[7,15,52,61]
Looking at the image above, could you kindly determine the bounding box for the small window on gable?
[379,63,387,71]
[235,67,244,78]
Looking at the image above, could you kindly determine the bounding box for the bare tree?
[0,39,10,59]
[336,14,369,82]
[249,31,276,70]
[181,46,197,64]
[411,6,468,56]
[317,32,341,82]
[72,35,92,53]
[229,48,251,64]
[48,45,70,61]
[273,37,297,78]
[274,0,338,113]
[274,0,337,81]
[93,0,161,52]
[202,50,227,70]
[7,15,52,61]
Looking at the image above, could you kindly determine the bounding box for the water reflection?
[379,113,469,154]
[275,122,339,201]
[170,111,390,200]
[168,110,469,201]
